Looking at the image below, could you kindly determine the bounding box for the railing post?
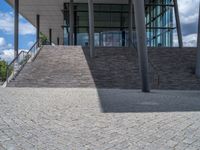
[49,28,52,45]
[22,51,24,60]
[57,37,60,45]
[36,14,40,48]
[6,66,9,84]
[34,44,36,55]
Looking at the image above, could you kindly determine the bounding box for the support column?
[69,0,74,45]
[14,0,19,59]
[174,0,183,48]
[14,0,19,73]
[129,0,133,47]
[57,37,60,45]
[196,2,200,78]
[133,0,150,92]
[49,28,52,45]
[36,14,40,47]
[88,0,95,58]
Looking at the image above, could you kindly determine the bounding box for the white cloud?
[7,43,12,48]
[0,37,12,50]
[183,33,198,47]
[178,0,199,25]
[173,33,179,47]
[0,49,14,62]
[0,49,28,62]
[0,37,6,46]
[27,41,34,48]
[173,32,198,47]
[0,11,36,35]
[19,22,36,35]
[176,0,200,47]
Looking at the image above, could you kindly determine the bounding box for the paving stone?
[0,135,10,142]
[183,138,198,145]
[185,145,200,150]
[166,140,178,148]
[0,88,200,149]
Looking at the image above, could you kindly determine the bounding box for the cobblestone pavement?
[0,88,200,150]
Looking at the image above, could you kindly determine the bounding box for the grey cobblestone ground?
[0,88,200,150]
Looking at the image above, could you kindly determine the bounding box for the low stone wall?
[148,47,200,90]
[88,47,200,90]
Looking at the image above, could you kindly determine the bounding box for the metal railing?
[4,40,42,86]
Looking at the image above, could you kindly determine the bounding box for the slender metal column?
[196,2,200,78]
[129,0,133,47]
[49,28,52,45]
[133,0,150,92]
[100,33,102,46]
[88,0,95,58]
[174,0,183,48]
[57,37,60,45]
[69,0,74,45]
[14,0,19,73]
[14,0,19,59]
[36,14,40,47]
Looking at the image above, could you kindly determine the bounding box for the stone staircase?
[7,45,200,90]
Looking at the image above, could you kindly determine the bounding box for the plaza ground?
[0,88,200,150]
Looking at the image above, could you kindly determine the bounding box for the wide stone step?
[7,46,200,90]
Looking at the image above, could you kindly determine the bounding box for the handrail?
[6,50,27,70]
[7,41,38,67]
[5,40,42,86]
[27,41,39,54]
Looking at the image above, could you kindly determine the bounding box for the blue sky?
[0,0,36,62]
[0,0,200,62]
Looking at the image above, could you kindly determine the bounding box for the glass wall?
[63,3,130,47]
[63,3,69,45]
[63,0,175,47]
[145,0,174,47]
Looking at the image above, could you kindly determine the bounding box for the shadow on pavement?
[97,89,200,113]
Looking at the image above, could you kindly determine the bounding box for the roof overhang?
[6,0,132,44]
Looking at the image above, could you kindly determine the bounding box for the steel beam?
[69,0,74,45]
[174,0,183,48]
[133,0,150,92]
[88,0,95,58]
[196,2,200,78]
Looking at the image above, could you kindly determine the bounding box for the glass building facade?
[146,0,174,47]
[63,0,175,47]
